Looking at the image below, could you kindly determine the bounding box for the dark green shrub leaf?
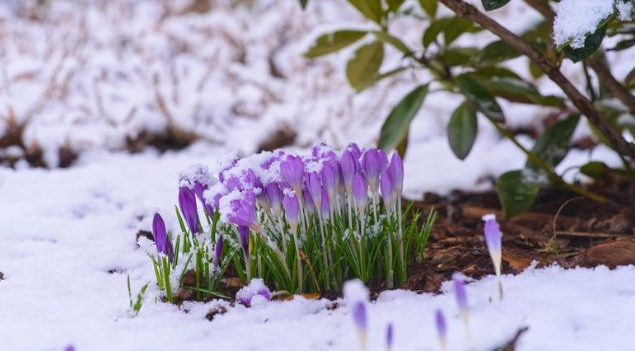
[447,102,478,160]
[387,0,407,12]
[299,0,309,9]
[346,0,384,24]
[625,66,635,86]
[444,17,474,46]
[346,41,384,92]
[304,30,367,58]
[418,0,438,18]
[473,66,522,80]
[608,38,635,51]
[477,40,520,64]
[378,84,429,150]
[528,61,544,79]
[354,66,407,93]
[562,24,607,63]
[482,0,511,11]
[484,77,565,107]
[440,47,479,66]
[422,17,452,47]
[580,161,608,180]
[373,31,411,54]
[527,113,581,170]
[496,170,542,218]
[456,74,505,122]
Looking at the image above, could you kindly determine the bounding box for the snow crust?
[553,0,619,48]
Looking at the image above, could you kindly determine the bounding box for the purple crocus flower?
[236,278,271,306]
[280,155,304,197]
[193,180,214,217]
[303,187,316,215]
[213,233,224,268]
[305,172,322,211]
[238,226,250,261]
[64,346,75,351]
[152,213,174,262]
[378,149,389,174]
[453,273,469,325]
[283,191,300,231]
[353,173,368,213]
[178,186,200,234]
[362,148,380,193]
[347,142,361,160]
[380,171,394,213]
[321,187,330,220]
[435,309,447,351]
[386,323,394,351]
[321,162,336,204]
[340,150,357,192]
[483,214,503,299]
[228,192,260,231]
[265,182,282,216]
[388,153,404,198]
[351,301,367,337]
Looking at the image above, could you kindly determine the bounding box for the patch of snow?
[616,1,634,21]
[553,0,614,48]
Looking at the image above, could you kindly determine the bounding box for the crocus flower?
[178,186,200,234]
[280,155,304,198]
[483,214,503,300]
[344,279,370,350]
[347,142,361,160]
[362,148,380,193]
[352,302,367,349]
[321,187,330,220]
[228,192,260,231]
[388,153,404,198]
[64,346,75,351]
[435,309,447,351]
[152,213,173,262]
[303,187,316,215]
[236,278,271,306]
[265,182,282,216]
[380,171,394,214]
[306,171,322,211]
[193,180,214,217]
[386,323,394,351]
[340,150,357,192]
[238,226,250,261]
[378,149,389,174]
[283,190,300,231]
[353,173,368,213]
[213,233,224,268]
[321,162,336,204]
[453,273,469,328]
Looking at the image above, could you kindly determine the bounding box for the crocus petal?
[340,150,356,192]
[386,323,394,350]
[453,273,468,315]
[351,301,367,332]
[378,149,389,174]
[306,171,322,211]
[380,171,394,212]
[361,148,380,192]
[388,152,404,197]
[282,191,300,226]
[353,173,368,212]
[178,186,200,234]
[321,187,330,219]
[435,309,447,345]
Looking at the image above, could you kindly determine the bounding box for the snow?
[553,0,615,48]
[616,1,634,21]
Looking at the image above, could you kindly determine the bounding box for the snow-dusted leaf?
[496,170,542,218]
[346,41,384,92]
[418,0,438,18]
[447,102,478,160]
[562,24,607,62]
[304,30,368,58]
[456,74,505,122]
[346,0,384,24]
[527,114,581,170]
[482,0,512,11]
[378,84,429,151]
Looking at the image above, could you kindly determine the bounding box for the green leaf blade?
[447,102,478,160]
[378,84,430,151]
[346,41,385,92]
[496,170,542,218]
[527,113,581,170]
[482,0,512,11]
[304,30,368,58]
[456,74,505,122]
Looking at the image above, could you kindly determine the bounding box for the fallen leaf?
[279,293,321,301]
[225,277,244,288]
[502,253,533,271]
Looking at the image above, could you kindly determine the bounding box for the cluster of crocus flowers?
[483,214,503,300]
[147,143,437,301]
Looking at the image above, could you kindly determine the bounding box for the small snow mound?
[236,278,271,306]
[616,1,634,21]
[553,0,614,48]
[343,279,369,303]
[482,213,496,222]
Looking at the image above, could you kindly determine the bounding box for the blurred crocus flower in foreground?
[385,323,394,351]
[453,273,469,332]
[64,346,75,351]
[483,214,504,300]
[435,309,447,351]
[344,279,369,351]
[236,278,271,306]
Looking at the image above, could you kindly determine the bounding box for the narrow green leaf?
[387,0,407,12]
[477,40,520,64]
[447,102,478,160]
[346,41,385,92]
[423,17,452,48]
[378,84,429,150]
[580,161,608,180]
[456,74,505,122]
[562,24,607,63]
[346,0,384,24]
[418,0,438,18]
[354,66,407,93]
[299,0,309,9]
[444,17,474,46]
[484,77,565,107]
[304,30,368,58]
[482,0,512,11]
[373,31,411,54]
[608,38,635,51]
[496,170,542,218]
[527,113,581,170]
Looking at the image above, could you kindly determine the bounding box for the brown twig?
[437,0,635,159]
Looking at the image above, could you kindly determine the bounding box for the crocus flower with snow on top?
[453,273,470,333]
[152,213,173,262]
[386,323,394,351]
[280,155,304,202]
[265,182,282,217]
[228,192,261,232]
[306,171,322,212]
[483,214,503,300]
[344,279,370,351]
[178,185,200,234]
[236,278,271,307]
[193,180,214,218]
[435,309,447,351]
[347,142,362,161]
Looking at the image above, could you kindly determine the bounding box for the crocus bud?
[347,143,361,160]
[379,171,394,214]
[303,187,316,215]
[321,162,336,204]
[306,172,322,211]
[362,149,380,193]
[236,278,271,306]
[238,226,250,261]
[228,192,260,232]
[283,190,300,231]
[340,150,357,193]
[214,233,224,268]
[353,173,368,213]
[344,279,369,350]
[265,183,282,216]
[378,149,389,174]
[453,273,469,326]
[280,155,304,198]
[483,214,503,300]
[193,180,214,217]
[386,323,394,351]
[435,309,447,351]
[388,153,404,198]
[178,186,199,234]
[152,213,174,262]
[321,187,330,220]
